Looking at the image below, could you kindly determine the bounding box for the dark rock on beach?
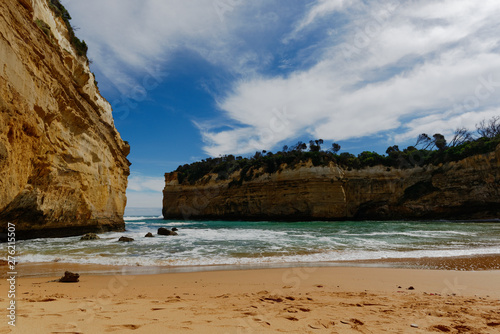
[145,232,154,238]
[118,236,134,242]
[158,227,178,236]
[80,233,100,241]
[59,271,80,283]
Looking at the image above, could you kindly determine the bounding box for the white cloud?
[126,191,163,209]
[393,109,500,144]
[125,174,164,208]
[200,0,500,155]
[287,0,357,41]
[62,0,500,157]
[127,174,164,192]
[62,0,249,95]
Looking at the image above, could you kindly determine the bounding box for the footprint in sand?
[430,324,451,332]
[309,320,333,329]
[105,324,141,332]
[48,323,79,331]
[243,311,258,316]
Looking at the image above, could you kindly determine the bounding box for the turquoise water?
[15,218,500,268]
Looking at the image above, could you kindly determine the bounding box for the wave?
[16,246,500,268]
[124,215,163,221]
[342,230,474,238]
[165,222,201,226]
[12,219,500,271]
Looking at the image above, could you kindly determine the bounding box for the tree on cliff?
[415,133,432,149]
[433,134,447,150]
[477,116,500,138]
[416,133,447,150]
[385,145,400,155]
[309,139,323,152]
[449,128,473,147]
[331,143,341,153]
[292,141,308,152]
[173,116,500,185]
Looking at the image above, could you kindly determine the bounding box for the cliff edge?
[163,144,500,221]
[0,0,130,239]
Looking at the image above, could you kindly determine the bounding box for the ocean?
[15,218,500,271]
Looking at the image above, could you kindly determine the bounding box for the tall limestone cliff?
[163,144,500,221]
[0,0,130,239]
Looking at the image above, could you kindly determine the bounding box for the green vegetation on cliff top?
[172,118,500,186]
[47,0,88,58]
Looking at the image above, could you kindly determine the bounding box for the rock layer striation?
[163,145,500,221]
[0,0,130,239]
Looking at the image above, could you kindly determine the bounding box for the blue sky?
[60,0,500,212]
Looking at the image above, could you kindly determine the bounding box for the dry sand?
[1,265,500,333]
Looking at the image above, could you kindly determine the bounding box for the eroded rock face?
[0,0,130,239]
[163,145,500,221]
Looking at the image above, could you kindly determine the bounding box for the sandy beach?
[2,264,500,333]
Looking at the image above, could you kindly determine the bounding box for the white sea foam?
[164,222,201,226]
[17,246,500,268]
[124,215,163,221]
[14,220,500,269]
[342,230,475,238]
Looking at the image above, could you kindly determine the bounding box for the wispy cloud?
[126,191,163,209]
[127,174,164,192]
[62,0,249,95]
[63,0,500,157]
[201,0,500,155]
[285,0,357,42]
[125,173,164,208]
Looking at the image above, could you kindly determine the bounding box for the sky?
[60,0,500,214]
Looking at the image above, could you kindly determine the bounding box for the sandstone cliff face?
[0,0,130,239]
[163,144,500,221]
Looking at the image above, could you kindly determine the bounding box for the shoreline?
[4,253,500,279]
[3,266,500,333]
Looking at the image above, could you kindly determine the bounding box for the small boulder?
[158,227,178,236]
[172,227,178,232]
[118,236,134,242]
[80,233,100,241]
[145,232,154,238]
[59,271,80,283]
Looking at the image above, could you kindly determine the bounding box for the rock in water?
[158,227,178,236]
[118,236,134,242]
[80,233,100,241]
[172,227,179,232]
[145,232,154,238]
[59,271,79,283]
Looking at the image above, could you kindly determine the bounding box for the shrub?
[35,19,54,42]
[47,0,88,58]
[170,117,500,185]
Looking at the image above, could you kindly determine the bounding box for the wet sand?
[1,261,500,333]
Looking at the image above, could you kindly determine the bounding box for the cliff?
[0,0,130,239]
[163,144,500,221]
